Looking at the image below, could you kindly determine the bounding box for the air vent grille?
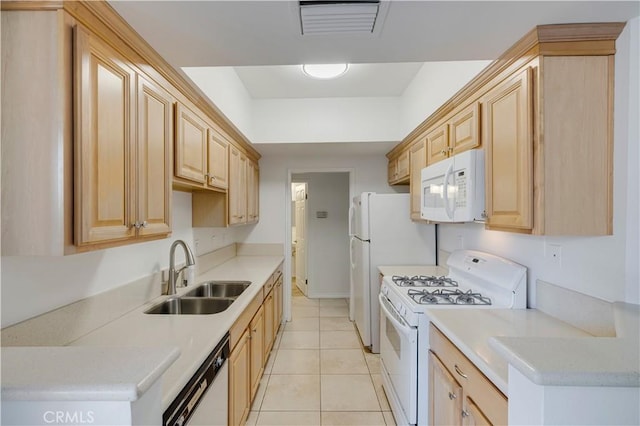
[300,1,380,35]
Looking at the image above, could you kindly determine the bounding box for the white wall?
[400,60,492,135]
[1,191,195,327]
[244,151,398,245]
[292,173,350,298]
[437,17,640,306]
[182,66,255,140]
[183,62,488,144]
[252,97,401,143]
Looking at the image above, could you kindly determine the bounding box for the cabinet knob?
[461,410,469,418]
[448,392,457,400]
[441,149,448,156]
[131,221,148,229]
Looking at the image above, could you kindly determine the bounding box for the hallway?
[244,294,396,425]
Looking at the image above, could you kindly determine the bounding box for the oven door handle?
[378,293,413,337]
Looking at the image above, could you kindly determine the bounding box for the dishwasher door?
[187,362,228,426]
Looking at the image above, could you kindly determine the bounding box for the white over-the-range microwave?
[421,149,485,222]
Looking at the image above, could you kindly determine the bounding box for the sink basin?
[145,297,235,315]
[183,281,251,298]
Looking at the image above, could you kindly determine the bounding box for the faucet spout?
[167,240,196,295]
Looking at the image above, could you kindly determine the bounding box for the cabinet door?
[137,76,172,237]
[429,352,463,426]
[207,128,229,190]
[249,305,265,400]
[450,102,480,155]
[175,103,207,184]
[483,68,533,231]
[275,275,283,332]
[462,396,491,426]
[409,140,427,220]
[228,146,247,225]
[263,290,275,358]
[387,159,398,184]
[396,149,410,181]
[74,26,136,245]
[229,329,251,426]
[247,159,259,224]
[426,123,450,165]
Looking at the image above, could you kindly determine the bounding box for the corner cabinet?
[74,26,172,247]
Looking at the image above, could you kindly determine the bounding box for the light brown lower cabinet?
[249,305,265,400]
[228,263,284,426]
[229,328,251,426]
[429,324,507,426]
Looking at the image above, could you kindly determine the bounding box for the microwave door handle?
[442,163,455,220]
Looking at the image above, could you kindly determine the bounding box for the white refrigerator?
[349,192,436,353]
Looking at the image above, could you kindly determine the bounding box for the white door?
[294,183,308,296]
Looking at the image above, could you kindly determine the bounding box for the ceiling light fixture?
[302,63,349,79]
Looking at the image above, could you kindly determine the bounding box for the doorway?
[289,172,351,300]
[291,182,308,296]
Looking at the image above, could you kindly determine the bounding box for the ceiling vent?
[299,1,381,35]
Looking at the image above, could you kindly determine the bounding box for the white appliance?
[349,192,436,353]
[421,149,485,222]
[378,250,526,426]
[164,334,229,426]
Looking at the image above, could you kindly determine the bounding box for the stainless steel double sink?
[145,281,251,315]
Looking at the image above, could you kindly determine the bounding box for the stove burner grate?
[391,275,458,288]
[407,288,491,305]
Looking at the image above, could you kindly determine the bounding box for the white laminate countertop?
[1,346,180,401]
[425,309,593,395]
[68,255,284,409]
[489,336,640,387]
[377,265,446,277]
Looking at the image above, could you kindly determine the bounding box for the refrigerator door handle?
[349,237,356,269]
[348,205,355,236]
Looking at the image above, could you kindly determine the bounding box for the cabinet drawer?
[430,324,507,425]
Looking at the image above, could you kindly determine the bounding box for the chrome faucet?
[167,240,196,295]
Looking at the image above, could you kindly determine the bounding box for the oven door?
[378,293,418,425]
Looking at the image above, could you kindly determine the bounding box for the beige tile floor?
[245,295,397,426]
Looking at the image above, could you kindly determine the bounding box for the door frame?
[283,168,355,322]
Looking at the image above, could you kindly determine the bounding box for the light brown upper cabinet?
[387,148,410,185]
[484,54,616,235]
[427,103,480,166]
[136,76,173,238]
[247,159,259,224]
[207,127,229,190]
[409,140,427,220]
[74,26,172,247]
[387,23,623,235]
[229,146,248,225]
[175,103,208,185]
[482,68,533,232]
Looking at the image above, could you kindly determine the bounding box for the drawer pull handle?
[454,364,468,379]
[448,392,457,400]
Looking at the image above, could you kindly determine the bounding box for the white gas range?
[378,250,527,426]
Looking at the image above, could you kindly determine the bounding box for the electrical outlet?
[161,268,169,282]
[546,243,562,266]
